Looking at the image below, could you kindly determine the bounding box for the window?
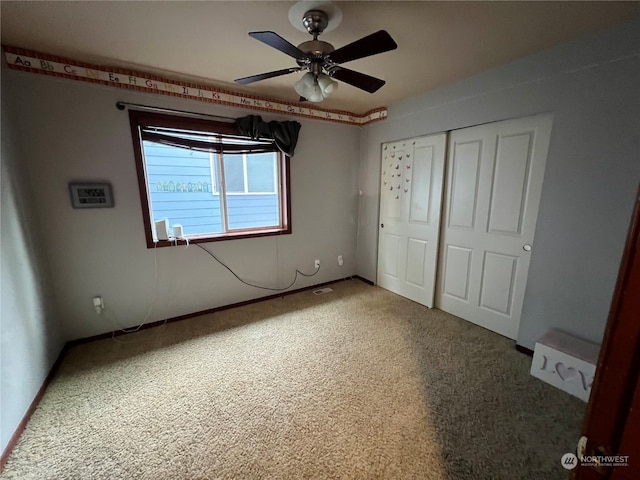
[129,111,290,247]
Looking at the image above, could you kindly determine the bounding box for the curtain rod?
[115,101,236,123]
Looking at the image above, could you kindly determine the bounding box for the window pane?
[143,141,223,236]
[226,150,280,230]
[226,194,281,230]
[247,153,276,193]
[223,154,245,193]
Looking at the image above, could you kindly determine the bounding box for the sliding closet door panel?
[377,133,446,308]
[437,114,553,339]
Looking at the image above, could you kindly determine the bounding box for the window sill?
[146,227,291,248]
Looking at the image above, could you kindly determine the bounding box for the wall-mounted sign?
[69,183,114,209]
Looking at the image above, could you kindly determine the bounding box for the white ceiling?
[1,1,638,114]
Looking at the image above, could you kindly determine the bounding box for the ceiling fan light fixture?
[317,73,338,96]
[307,83,324,102]
[294,72,315,96]
[295,72,335,102]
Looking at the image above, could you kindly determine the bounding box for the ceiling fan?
[234,2,397,103]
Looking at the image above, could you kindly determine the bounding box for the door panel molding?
[443,244,473,301]
[479,251,518,316]
[488,132,533,235]
[448,140,482,230]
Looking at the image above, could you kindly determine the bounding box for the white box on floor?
[530,329,600,402]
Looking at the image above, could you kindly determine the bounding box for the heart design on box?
[555,362,578,381]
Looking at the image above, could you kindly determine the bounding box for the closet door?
[377,133,446,308]
[436,114,553,339]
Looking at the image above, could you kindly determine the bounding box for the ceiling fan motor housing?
[296,41,335,77]
[297,40,334,57]
[298,10,335,75]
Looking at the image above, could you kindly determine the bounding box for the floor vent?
[313,287,333,295]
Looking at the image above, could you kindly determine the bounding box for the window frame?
[128,110,291,248]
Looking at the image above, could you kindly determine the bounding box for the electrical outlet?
[92,296,104,315]
[338,254,344,266]
[315,259,320,269]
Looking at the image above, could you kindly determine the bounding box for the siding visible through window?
[224,154,244,193]
[247,154,276,193]
[143,142,280,236]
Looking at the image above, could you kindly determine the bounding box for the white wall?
[5,71,360,340]
[356,21,640,349]
[1,74,64,453]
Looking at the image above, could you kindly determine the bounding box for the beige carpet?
[2,279,584,479]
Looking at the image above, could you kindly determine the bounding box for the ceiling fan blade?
[328,30,397,65]
[331,67,386,93]
[235,67,302,85]
[249,31,308,60]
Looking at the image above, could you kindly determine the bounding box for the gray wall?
[1,74,64,453]
[356,21,640,349]
[6,71,361,340]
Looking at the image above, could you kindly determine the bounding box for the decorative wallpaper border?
[3,46,387,126]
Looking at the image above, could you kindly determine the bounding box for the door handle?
[523,244,532,252]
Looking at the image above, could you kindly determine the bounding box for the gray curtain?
[235,115,301,157]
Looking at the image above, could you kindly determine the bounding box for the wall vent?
[313,287,333,295]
